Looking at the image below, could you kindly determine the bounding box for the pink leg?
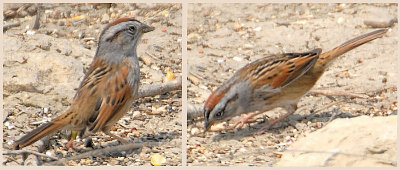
[66,131,78,149]
[66,139,75,149]
[226,112,263,130]
[257,104,297,134]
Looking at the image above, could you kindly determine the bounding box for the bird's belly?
[247,75,318,113]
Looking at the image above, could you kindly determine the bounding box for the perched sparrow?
[204,29,387,133]
[13,18,155,150]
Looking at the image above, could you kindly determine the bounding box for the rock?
[4,10,17,19]
[3,33,85,113]
[101,13,110,24]
[38,40,52,51]
[26,5,37,15]
[24,154,39,166]
[364,17,397,28]
[276,116,397,167]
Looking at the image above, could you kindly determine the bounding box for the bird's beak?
[203,109,213,134]
[141,24,155,33]
[204,121,213,134]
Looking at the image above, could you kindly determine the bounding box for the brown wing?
[237,49,321,90]
[68,59,133,133]
[87,64,132,133]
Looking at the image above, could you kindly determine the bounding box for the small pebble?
[4,122,14,130]
[190,128,200,135]
[337,17,344,24]
[253,26,262,31]
[26,30,35,35]
[151,154,166,166]
[188,33,201,40]
[243,43,254,49]
[45,150,53,157]
[43,107,50,114]
[233,57,243,62]
[188,75,200,85]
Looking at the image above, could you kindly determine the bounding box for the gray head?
[203,79,251,132]
[95,18,155,61]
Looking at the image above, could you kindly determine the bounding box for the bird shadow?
[209,109,358,142]
[206,93,386,142]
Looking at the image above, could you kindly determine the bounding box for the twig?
[308,101,343,118]
[145,51,159,60]
[32,7,40,30]
[141,53,181,70]
[187,103,203,120]
[138,76,181,98]
[3,22,21,31]
[190,70,220,86]
[310,89,369,99]
[3,150,59,161]
[46,142,160,166]
[327,109,339,123]
[82,37,97,42]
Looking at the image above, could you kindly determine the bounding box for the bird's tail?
[317,29,388,67]
[13,116,69,150]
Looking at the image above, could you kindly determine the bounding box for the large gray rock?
[3,33,91,114]
[276,115,397,167]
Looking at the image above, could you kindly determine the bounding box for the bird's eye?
[128,26,136,33]
[215,111,223,117]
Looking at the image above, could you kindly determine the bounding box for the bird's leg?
[226,111,262,130]
[257,104,297,134]
[66,130,78,149]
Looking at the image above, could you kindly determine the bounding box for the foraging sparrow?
[13,18,155,149]
[204,29,387,133]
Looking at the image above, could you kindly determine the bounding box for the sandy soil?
[3,3,182,166]
[187,3,397,166]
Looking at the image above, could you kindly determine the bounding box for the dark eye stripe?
[216,93,238,118]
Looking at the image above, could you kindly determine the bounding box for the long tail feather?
[318,29,387,66]
[13,121,67,150]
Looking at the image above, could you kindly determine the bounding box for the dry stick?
[3,150,58,161]
[145,51,159,60]
[46,142,160,166]
[3,22,21,31]
[189,71,220,86]
[308,101,343,119]
[187,104,203,120]
[138,76,182,98]
[309,89,369,99]
[32,7,40,30]
[142,52,180,70]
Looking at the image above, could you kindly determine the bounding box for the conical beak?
[204,121,212,134]
[203,109,213,134]
[141,24,155,33]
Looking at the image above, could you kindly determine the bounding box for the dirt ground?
[187,3,397,166]
[2,3,398,167]
[3,3,182,166]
